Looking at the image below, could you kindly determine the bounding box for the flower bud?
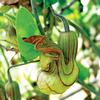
[5,81,21,100]
[58,31,78,63]
[0,80,7,100]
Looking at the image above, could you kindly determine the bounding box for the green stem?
[60,0,78,14]
[47,12,55,37]
[50,7,69,32]
[0,71,7,82]
[7,60,40,82]
[0,48,9,67]
[30,0,45,35]
[7,68,12,82]
[0,48,12,82]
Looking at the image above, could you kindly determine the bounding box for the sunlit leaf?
[0,5,11,13]
[58,0,66,5]
[44,0,57,8]
[16,7,40,61]
[62,8,74,16]
[0,16,8,29]
[77,62,90,81]
[4,14,16,26]
[36,0,43,3]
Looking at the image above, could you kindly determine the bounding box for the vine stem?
[0,48,9,68]
[30,0,45,35]
[7,60,40,82]
[50,7,69,32]
[60,0,78,14]
[0,47,11,82]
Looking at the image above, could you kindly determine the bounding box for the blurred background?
[0,0,100,100]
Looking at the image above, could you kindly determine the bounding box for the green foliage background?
[0,0,100,100]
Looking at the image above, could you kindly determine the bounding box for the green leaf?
[96,0,100,6]
[58,0,66,6]
[77,62,90,81]
[44,0,57,8]
[93,91,100,100]
[50,0,57,5]
[0,5,11,13]
[0,13,3,16]
[61,8,74,16]
[16,7,40,61]
[78,20,90,37]
[94,96,100,100]
[0,16,8,29]
[36,0,43,3]
[4,14,16,27]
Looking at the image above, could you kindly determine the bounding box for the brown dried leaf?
[0,0,31,10]
[19,0,31,11]
[0,0,19,5]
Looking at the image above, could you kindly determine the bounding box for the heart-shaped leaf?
[16,7,40,61]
